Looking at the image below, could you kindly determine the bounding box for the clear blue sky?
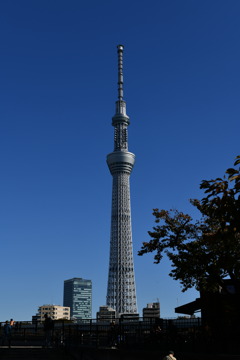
[0,0,239,321]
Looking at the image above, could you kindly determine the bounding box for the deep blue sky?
[0,0,239,321]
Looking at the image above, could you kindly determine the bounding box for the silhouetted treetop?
[138,156,240,293]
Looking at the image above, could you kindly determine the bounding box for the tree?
[138,156,240,294]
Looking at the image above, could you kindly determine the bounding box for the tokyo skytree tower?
[106,45,138,316]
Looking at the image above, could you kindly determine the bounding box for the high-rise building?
[63,277,92,320]
[106,45,138,316]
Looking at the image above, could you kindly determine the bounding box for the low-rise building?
[38,305,70,321]
[97,305,116,322]
[143,302,160,319]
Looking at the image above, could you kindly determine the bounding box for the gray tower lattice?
[106,45,137,316]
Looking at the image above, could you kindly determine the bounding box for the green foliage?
[138,156,240,293]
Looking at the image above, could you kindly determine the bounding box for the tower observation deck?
[106,45,138,316]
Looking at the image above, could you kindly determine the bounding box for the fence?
[0,317,202,350]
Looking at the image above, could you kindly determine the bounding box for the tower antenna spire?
[117,44,124,101]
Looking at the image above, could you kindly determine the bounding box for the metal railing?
[0,317,202,349]
[1,317,239,354]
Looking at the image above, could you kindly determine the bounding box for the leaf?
[226,168,238,175]
[229,176,240,183]
[234,155,240,165]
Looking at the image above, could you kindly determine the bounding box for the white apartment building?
[38,305,70,321]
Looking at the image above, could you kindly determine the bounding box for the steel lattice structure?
[106,45,138,316]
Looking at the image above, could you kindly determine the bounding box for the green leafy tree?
[138,156,240,294]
